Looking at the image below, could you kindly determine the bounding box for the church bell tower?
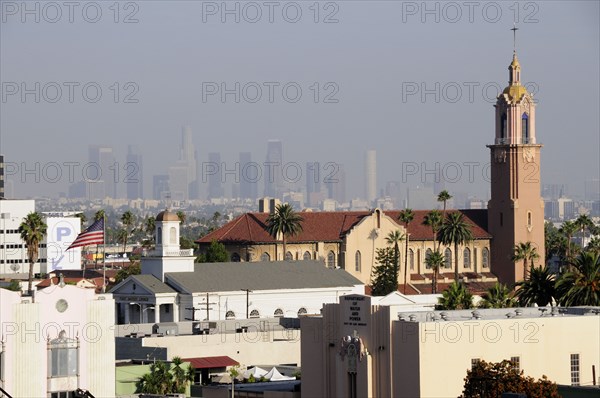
[487,42,545,285]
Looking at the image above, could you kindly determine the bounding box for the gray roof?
[130,274,177,294]
[166,260,363,293]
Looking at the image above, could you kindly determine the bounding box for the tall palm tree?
[120,210,135,254]
[479,282,517,308]
[555,251,600,306]
[512,242,540,280]
[171,356,194,394]
[265,203,303,260]
[437,190,452,216]
[426,250,444,294]
[437,281,473,310]
[94,209,105,221]
[143,216,156,248]
[575,214,594,249]
[398,208,415,292]
[439,212,473,282]
[385,230,405,288]
[423,210,443,251]
[515,265,555,307]
[559,220,579,264]
[18,212,47,298]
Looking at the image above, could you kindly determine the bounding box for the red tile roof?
[197,209,491,244]
[182,356,239,369]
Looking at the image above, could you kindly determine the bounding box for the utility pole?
[197,292,216,321]
[241,289,252,319]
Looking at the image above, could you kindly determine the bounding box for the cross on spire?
[511,24,519,53]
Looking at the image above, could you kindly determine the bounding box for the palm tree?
[120,210,135,254]
[559,220,579,264]
[18,212,47,298]
[398,208,415,292]
[437,281,473,310]
[512,242,540,280]
[575,214,594,249]
[426,250,444,294]
[438,212,473,282]
[515,265,555,307]
[479,282,517,308]
[423,210,443,251]
[143,216,156,248]
[265,203,303,259]
[385,230,405,288]
[555,251,600,306]
[171,356,194,394]
[437,190,452,216]
[75,212,87,227]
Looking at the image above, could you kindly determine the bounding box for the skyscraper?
[365,149,377,203]
[168,163,189,201]
[126,145,143,200]
[207,152,224,199]
[326,163,346,204]
[88,145,117,199]
[306,162,322,207]
[239,152,258,200]
[153,175,169,200]
[264,140,283,198]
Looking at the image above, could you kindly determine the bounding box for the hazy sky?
[1,0,599,199]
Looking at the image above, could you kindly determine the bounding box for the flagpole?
[102,212,106,293]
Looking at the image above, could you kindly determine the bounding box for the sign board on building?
[342,294,370,329]
[46,217,81,271]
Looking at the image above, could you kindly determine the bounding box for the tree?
[18,212,47,298]
[559,220,579,264]
[115,263,141,284]
[437,281,473,310]
[575,214,594,248]
[198,240,229,263]
[438,212,473,282]
[587,236,600,254]
[265,203,303,259]
[515,265,555,307]
[370,247,397,296]
[1,280,21,292]
[460,360,559,398]
[545,222,566,265]
[555,251,600,306]
[171,356,194,394]
[437,190,452,216]
[385,230,404,288]
[423,210,443,251]
[479,282,517,308]
[143,216,156,248]
[426,250,444,294]
[137,358,194,395]
[176,211,186,225]
[94,209,105,221]
[120,210,136,254]
[75,212,87,228]
[398,208,415,292]
[512,242,540,280]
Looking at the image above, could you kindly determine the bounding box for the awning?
[182,356,239,369]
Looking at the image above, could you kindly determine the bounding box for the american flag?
[66,218,104,250]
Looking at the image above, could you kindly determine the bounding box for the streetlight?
[130,302,155,324]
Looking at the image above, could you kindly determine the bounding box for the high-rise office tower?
[180,126,197,183]
[326,163,346,204]
[264,140,283,198]
[239,152,258,200]
[207,152,224,199]
[306,162,322,207]
[365,150,377,203]
[168,163,189,201]
[88,145,117,199]
[126,145,143,200]
[153,175,170,200]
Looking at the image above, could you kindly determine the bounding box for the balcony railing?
[142,248,194,257]
[494,137,535,145]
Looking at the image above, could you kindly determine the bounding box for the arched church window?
[157,227,162,244]
[225,311,235,320]
[482,248,490,268]
[521,113,529,143]
[409,249,415,270]
[285,251,293,261]
[444,248,452,268]
[425,249,433,269]
[231,253,241,262]
[303,251,312,260]
[327,251,336,268]
[527,211,532,228]
[169,227,176,244]
[464,248,471,269]
[274,308,284,317]
[355,251,361,272]
[249,309,260,318]
[261,252,270,262]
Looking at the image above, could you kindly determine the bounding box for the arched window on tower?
[327,251,336,268]
[501,113,507,142]
[157,227,162,244]
[169,227,176,244]
[444,248,452,269]
[355,251,361,272]
[521,113,529,144]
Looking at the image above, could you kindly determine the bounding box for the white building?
[0,199,43,276]
[0,282,115,397]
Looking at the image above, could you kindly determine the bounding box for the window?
[274,308,284,318]
[463,248,471,269]
[527,211,532,228]
[260,252,270,262]
[501,113,507,139]
[297,307,307,316]
[425,249,433,269]
[510,356,520,372]
[285,251,293,261]
[170,227,176,244]
[48,331,78,378]
[482,248,489,268]
[225,311,235,320]
[50,393,75,398]
[355,251,361,272]
[570,354,580,386]
[444,248,452,269]
[471,358,480,370]
[327,251,336,268]
[409,249,414,270]
[231,253,240,262]
[303,251,312,260]
[157,227,162,244]
[521,113,529,143]
[249,309,260,318]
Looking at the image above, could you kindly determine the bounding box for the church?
[198,48,545,291]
